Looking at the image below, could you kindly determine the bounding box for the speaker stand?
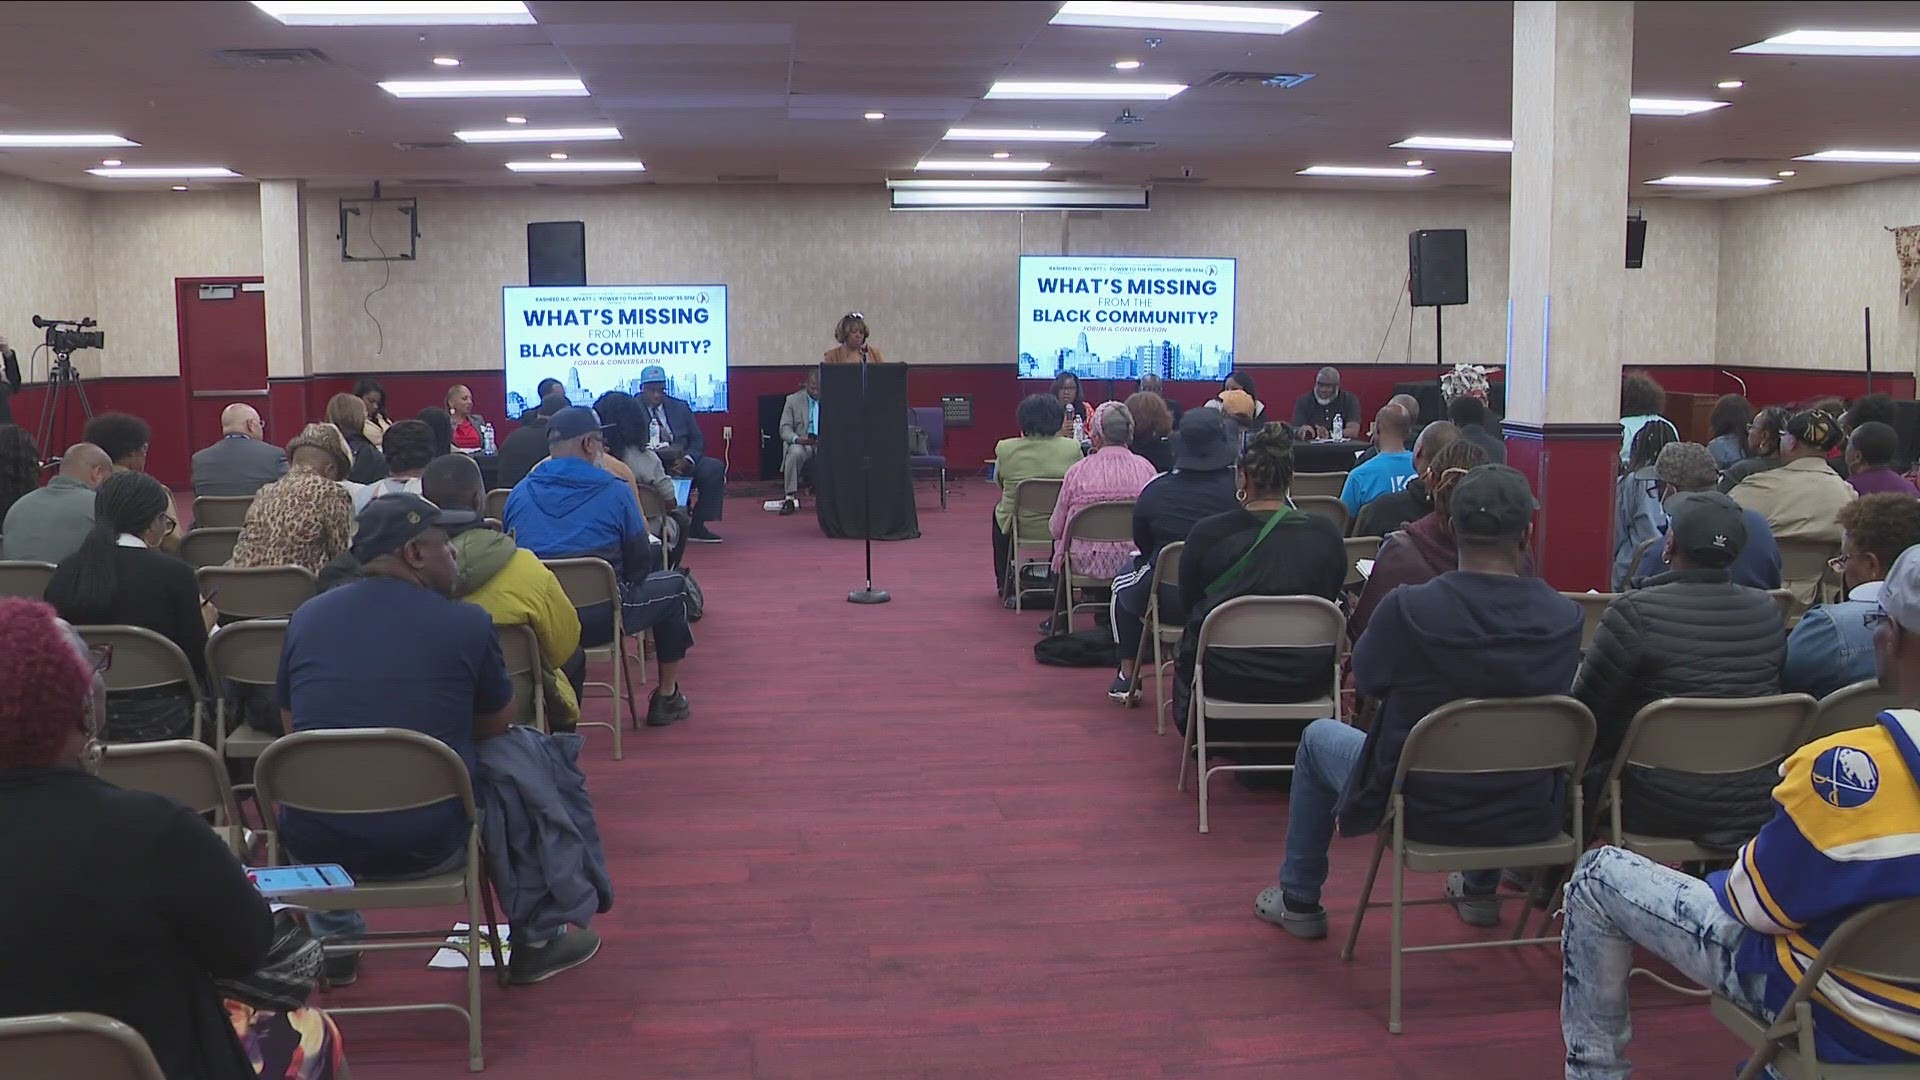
[1433,304,1445,398]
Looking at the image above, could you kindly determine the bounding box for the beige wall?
[88,189,261,378]
[0,174,94,377]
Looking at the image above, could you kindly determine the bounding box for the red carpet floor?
[333,479,1734,1078]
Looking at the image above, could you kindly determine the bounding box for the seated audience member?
[1355,393,1422,466]
[638,365,726,543]
[1731,408,1857,608]
[44,471,209,742]
[1845,421,1920,497]
[445,384,485,453]
[1783,493,1920,698]
[1632,442,1782,590]
[1346,438,1492,642]
[1720,404,1791,493]
[777,369,821,513]
[416,406,454,458]
[350,418,434,512]
[1109,408,1240,701]
[1051,371,1094,440]
[2,442,110,564]
[1446,394,1507,464]
[354,377,392,446]
[1617,373,1672,465]
[1125,390,1175,473]
[1050,401,1159,583]
[521,377,566,421]
[192,403,288,498]
[328,393,387,486]
[1290,367,1359,440]
[1140,374,1185,426]
[1612,421,1679,589]
[229,424,354,576]
[1577,492,1786,848]
[1708,393,1754,470]
[1256,465,1584,939]
[503,407,692,727]
[1216,388,1259,435]
[1173,424,1347,736]
[596,391,686,565]
[1339,403,1416,520]
[497,393,569,489]
[1211,370,1269,427]
[1848,392,1904,473]
[991,393,1081,598]
[0,601,351,1080]
[422,455,582,731]
[0,425,37,523]
[279,494,601,986]
[84,411,151,473]
[1561,545,1920,1076]
[1352,421,1460,539]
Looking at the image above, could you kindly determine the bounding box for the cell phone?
[247,864,355,896]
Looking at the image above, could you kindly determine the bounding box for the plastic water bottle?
[1330,412,1343,442]
[649,417,663,448]
[1072,414,1086,443]
[481,422,496,454]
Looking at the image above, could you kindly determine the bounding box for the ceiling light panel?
[504,160,645,172]
[87,166,241,178]
[0,133,139,148]
[378,78,587,99]
[454,126,621,143]
[1629,98,1729,116]
[1794,149,1920,164]
[1050,2,1319,35]
[1391,135,1512,153]
[915,159,1053,172]
[944,127,1106,143]
[1297,165,1432,177]
[985,81,1186,101]
[249,1,533,26]
[1734,30,1920,57]
[1645,175,1778,187]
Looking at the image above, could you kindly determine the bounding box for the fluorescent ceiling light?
[504,159,645,172]
[864,111,885,120]
[985,81,1186,101]
[1645,175,1779,188]
[454,125,621,143]
[915,159,1052,172]
[0,133,138,148]
[432,56,460,67]
[944,127,1106,143]
[888,180,1079,190]
[1794,149,1920,164]
[378,78,587,99]
[1050,2,1319,35]
[249,1,533,26]
[1734,30,1920,57]
[1297,165,1432,177]
[86,166,241,178]
[886,179,1147,211]
[1717,80,1745,89]
[1629,97,1730,116]
[1391,135,1512,153]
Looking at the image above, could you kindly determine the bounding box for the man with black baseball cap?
[1256,464,1584,939]
[496,391,573,489]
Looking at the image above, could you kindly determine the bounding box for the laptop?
[672,477,693,505]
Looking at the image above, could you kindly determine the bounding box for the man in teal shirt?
[1339,403,1416,520]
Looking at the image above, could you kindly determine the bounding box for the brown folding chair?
[635,486,670,571]
[0,559,56,599]
[78,625,206,744]
[255,728,504,1072]
[1060,499,1134,633]
[1769,589,1796,623]
[97,739,246,853]
[1811,679,1904,742]
[542,557,638,760]
[179,527,242,570]
[1344,535,1382,591]
[1560,591,1620,651]
[1777,537,1841,620]
[1006,478,1063,610]
[1291,495,1349,534]
[1711,896,1920,1079]
[1179,595,1345,834]
[206,619,288,760]
[190,495,254,530]
[1290,471,1349,500]
[0,1013,166,1080]
[1622,535,1661,589]
[196,565,316,621]
[496,623,547,734]
[1124,541,1184,736]
[484,488,511,521]
[1339,695,1596,1033]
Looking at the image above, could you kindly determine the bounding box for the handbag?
[215,910,325,1010]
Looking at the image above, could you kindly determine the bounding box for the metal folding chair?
[1290,471,1349,500]
[0,559,56,599]
[496,623,547,734]
[196,565,316,621]
[1344,535,1382,591]
[1061,499,1135,633]
[78,625,206,744]
[542,557,638,760]
[1291,495,1349,534]
[205,619,286,760]
[190,495,254,530]
[0,1013,166,1080]
[179,527,242,570]
[1777,536,1842,621]
[1124,541,1184,735]
[1560,591,1620,651]
[484,488,511,521]
[1006,478,1062,610]
[1811,679,1904,743]
[97,739,246,853]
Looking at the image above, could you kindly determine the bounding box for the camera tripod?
[35,352,94,467]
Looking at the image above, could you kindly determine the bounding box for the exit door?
[177,278,268,452]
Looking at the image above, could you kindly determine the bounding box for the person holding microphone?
[824,312,884,365]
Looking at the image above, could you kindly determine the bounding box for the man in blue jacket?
[638,364,726,543]
[1254,465,1585,939]
[504,407,694,727]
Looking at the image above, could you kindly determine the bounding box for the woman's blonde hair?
[834,313,869,345]
[326,392,367,436]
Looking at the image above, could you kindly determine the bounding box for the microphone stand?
[848,344,890,604]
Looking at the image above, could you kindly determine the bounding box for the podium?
[816,362,920,541]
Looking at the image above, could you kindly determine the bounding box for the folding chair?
[635,486,671,571]
[1291,495,1349,534]
[1339,695,1595,1033]
[1344,535,1382,591]
[190,495,253,530]
[79,625,206,744]
[0,559,55,599]
[1006,478,1062,610]
[542,557,639,760]
[179,527,241,570]
[1290,471,1349,500]
[1711,896,1920,1079]
[1622,535,1662,589]
[1770,589,1796,623]
[484,488,511,522]
[1061,499,1134,633]
[496,623,547,734]
[196,565,316,621]
[1560,591,1620,651]
[97,739,246,853]
[0,1013,166,1080]
[1178,595,1345,834]
[1811,679,1904,743]
[256,729,502,1071]
[1777,537,1842,620]
[205,619,287,760]
[1124,541,1184,735]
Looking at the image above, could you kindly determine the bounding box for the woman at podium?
[824,312,886,365]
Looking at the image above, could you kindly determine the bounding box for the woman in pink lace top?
[1050,401,1159,578]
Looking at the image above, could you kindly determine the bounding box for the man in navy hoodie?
[504,407,693,727]
[1255,465,1584,939]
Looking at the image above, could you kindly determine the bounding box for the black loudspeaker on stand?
[1409,228,1469,391]
[527,221,587,286]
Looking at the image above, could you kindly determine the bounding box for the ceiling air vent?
[213,47,332,66]
[1700,156,1774,165]
[399,178,467,187]
[717,173,778,183]
[1196,71,1315,90]
[393,141,458,152]
[1148,175,1207,184]
[1098,140,1160,151]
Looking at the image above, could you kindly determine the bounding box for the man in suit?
[638,364,726,543]
[777,369,820,515]
[191,403,288,497]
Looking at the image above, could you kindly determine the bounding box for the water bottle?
[1072,413,1086,443]
[481,422,496,454]
[649,417,663,448]
[1330,413,1343,442]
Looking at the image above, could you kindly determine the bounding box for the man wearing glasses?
[1784,494,1920,699]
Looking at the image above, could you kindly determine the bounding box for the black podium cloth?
[1293,439,1368,475]
[816,363,920,541]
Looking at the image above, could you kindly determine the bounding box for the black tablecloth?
[1294,440,1368,474]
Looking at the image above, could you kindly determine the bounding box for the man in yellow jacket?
[423,455,581,730]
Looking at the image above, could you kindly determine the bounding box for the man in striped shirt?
[1561,545,1920,1076]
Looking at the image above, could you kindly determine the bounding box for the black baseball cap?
[1169,407,1237,471]
[536,392,571,418]
[1664,491,1747,568]
[546,406,612,445]
[1450,464,1538,540]
[350,494,477,563]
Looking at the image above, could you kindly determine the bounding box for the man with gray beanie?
[1631,441,1781,590]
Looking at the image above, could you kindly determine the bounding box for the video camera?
[32,315,104,354]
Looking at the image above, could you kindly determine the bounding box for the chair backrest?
[0,559,56,600]
[1624,535,1660,588]
[96,740,240,841]
[1796,896,1920,988]
[196,565,316,620]
[178,528,241,570]
[1197,594,1346,653]
[542,556,620,610]
[1778,536,1840,609]
[1011,478,1062,521]
[1150,541,1184,594]
[484,488,511,521]
[1291,495,1349,533]
[1767,589,1794,623]
[1344,535,1382,587]
[636,483,667,521]
[255,727,474,819]
[1290,471,1348,500]
[1063,500,1135,547]
[77,625,201,697]
[1560,591,1620,650]
[909,406,945,453]
[496,623,543,726]
[0,1013,166,1080]
[190,495,253,530]
[1604,696,1818,792]
[205,618,289,690]
[1812,679,1905,742]
[1393,696,1596,782]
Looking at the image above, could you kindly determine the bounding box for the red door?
[176,278,269,453]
